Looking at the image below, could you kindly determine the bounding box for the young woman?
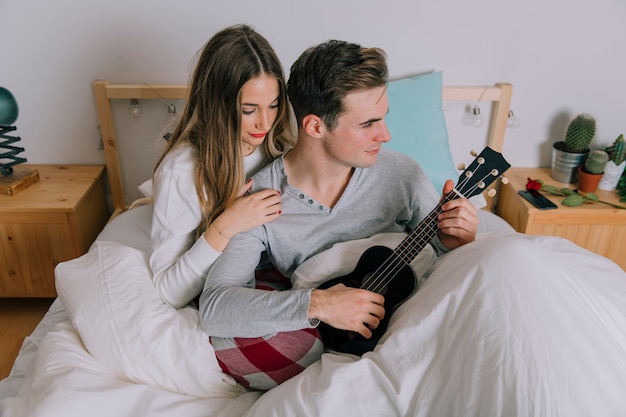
[150,24,296,308]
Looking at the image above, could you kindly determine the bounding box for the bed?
[1,72,625,417]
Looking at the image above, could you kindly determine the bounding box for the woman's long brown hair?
[155,24,296,238]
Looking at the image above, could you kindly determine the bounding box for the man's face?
[322,86,391,169]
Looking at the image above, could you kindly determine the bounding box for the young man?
[199,40,478,388]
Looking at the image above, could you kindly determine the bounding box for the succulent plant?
[563,113,596,153]
[605,134,626,165]
[583,149,609,174]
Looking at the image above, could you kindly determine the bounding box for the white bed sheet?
[3,205,626,417]
[0,205,510,400]
[244,233,626,416]
[0,205,151,401]
[0,298,68,400]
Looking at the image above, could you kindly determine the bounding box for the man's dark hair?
[287,40,388,131]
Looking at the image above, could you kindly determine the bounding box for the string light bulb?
[507,110,520,129]
[471,105,484,127]
[129,99,142,118]
[167,103,177,122]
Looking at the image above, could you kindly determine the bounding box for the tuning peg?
[470,150,478,157]
[487,188,497,197]
[500,176,510,185]
[457,163,466,171]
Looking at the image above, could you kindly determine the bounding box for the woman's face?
[239,73,280,155]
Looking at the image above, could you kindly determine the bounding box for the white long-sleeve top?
[150,142,268,308]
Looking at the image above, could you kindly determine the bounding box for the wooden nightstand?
[495,167,626,270]
[0,165,109,297]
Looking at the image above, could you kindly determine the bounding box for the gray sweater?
[199,150,446,337]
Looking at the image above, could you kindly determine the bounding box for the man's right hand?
[308,284,385,339]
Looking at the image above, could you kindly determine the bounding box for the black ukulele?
[317,147,510,355]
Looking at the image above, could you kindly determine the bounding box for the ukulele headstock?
[455,147,511,199]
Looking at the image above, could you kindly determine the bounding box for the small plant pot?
[551,142,589,184]
[598,160,626,191]
[577,167,603,193]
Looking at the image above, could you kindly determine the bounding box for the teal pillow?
[384,71,457,192]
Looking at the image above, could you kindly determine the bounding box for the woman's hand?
[213,179,282,238]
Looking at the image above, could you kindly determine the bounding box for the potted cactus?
[578,149,608,193]
[599,134,626,191]
[551,113,596,183]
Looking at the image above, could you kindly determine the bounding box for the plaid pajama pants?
[209,266,324,390]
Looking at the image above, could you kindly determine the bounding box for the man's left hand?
[436,179,479,250]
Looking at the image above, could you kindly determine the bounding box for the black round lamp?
[0,87,27,177]
[0,87,19,127]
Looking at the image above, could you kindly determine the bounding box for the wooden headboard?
[93,80,513,218]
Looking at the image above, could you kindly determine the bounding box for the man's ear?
[302,114,324,138]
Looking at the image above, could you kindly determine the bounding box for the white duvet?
[2,230,626,417]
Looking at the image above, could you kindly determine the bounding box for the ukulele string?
[363,196,465,293]
[391,182,473,264]
[387,171,487,265]
[361,175,471,293]
[363,155,501,294]
[364,169,491,294]
[361,198,449,294]
[363,169,490,295]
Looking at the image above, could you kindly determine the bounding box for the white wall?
[2,0,625,195]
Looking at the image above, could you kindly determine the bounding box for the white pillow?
[138,178,153,198]
[54,241,244,398]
